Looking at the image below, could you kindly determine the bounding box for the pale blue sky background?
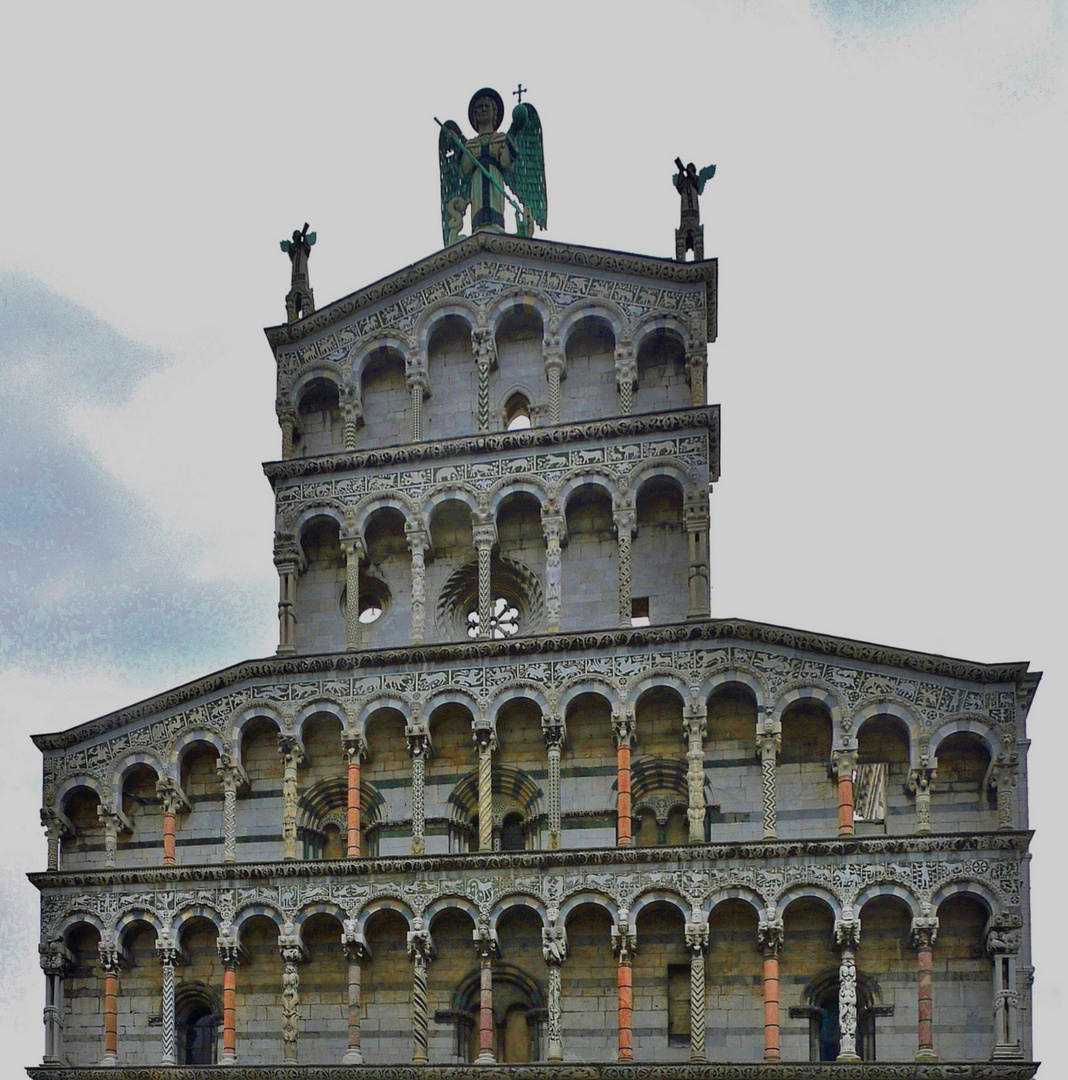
[1,0,1064,1067]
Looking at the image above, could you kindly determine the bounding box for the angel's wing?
[505,103,547,230]
[696,164,717,193]
[439,120,470,246]
[306,231,317,247]
[279,240,292,253]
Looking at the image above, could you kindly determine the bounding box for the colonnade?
[275,498,712,655]
[43,909,1023,1066]
[46,701,1014,872]
[279,330,710,460]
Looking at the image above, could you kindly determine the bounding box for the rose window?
[468,597,520,639]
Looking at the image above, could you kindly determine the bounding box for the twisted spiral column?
[473,522,497,640]
[407,925,433,1064]
[614,508,636,628]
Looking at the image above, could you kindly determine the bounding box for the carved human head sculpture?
[468,88,504,134]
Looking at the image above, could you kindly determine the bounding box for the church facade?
[29,96,1038,1080]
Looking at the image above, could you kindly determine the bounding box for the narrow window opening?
[505,393,532,430]
[854,763,888,822]
[630,597,650,627]
[667,964,690,1044]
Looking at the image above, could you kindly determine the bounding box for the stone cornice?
[31,620,1035,752]
[23,1060,1041,1079]
[263,232,719,349]
[27,830,1032,891]
[263,406,721,484]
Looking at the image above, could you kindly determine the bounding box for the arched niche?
[561,483,615,631]
[60,784,104,871]
[855,714,912,836]
[633,475,686,625]
[426,315,475,440]
[362,908,411,1063]
[360,346,409,449]
[427,497,475,643]
[493,304,544,428]
[633,900,690,1061]
[118,762,162,865]
[560,902,615,1060]
[562,692,615,849]
[634,328,688,415]
[778,699,836,839]
[779,896,838,1063]
[706,899,762,1062]
[238,716,284,862]
[300,912,348,1060]
[297,515,345,653]
[562,315,616,423]
[358,506,408,646]
[295,375,342,457]
[931,732,996,832]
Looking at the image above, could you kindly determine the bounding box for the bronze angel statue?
[436,87,547,246]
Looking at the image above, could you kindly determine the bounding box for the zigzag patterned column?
[758,732,780,840]
[157,943,178,1065]
[685,922,709,1063]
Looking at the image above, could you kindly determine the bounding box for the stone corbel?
[39,939,75,975]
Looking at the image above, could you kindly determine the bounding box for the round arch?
[490,893,549,932]
[776,887,844,923]
[416,299,480,354]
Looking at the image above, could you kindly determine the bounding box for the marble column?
[40,808,67,872]
[542,510,564,633]
[217,757,246,864]
[757,730,781,840]
[405,523,429,644]
[614,507,636,628]
[832,748,858,838]
[344,736,365,857]
[277,402,298,460]
[407,921,434,1064]
[612,922,636,1061]
[218,940,241,1065]
[612,711,634,846]
[273,537,303,655]
[341,536,366,652]
[911,916,939,1061]
[473,328,496,433]
[543,720,564,850]
[686,348,706,407]
[343,934,368,1065]
[156,778,186,867]
[685,922,709,1063]
[156,942,178,1066]
[542,923,567,1062]
[614,344,636,415]
[472,521,497,639]
[758,917,784,1061]
[987,924,1023,1059]
[407,727,429,856]
[340,386,362,451]
[279,937,304,1064]
[990,757,1018,830]
[97,807,125,869]
[99,940,121,1066]
[835,918,861,1062]
[39,942,72,1066]
[278,735,305,861]
[543,347,565,424]
[684,501,711,618]
[684,704,707,842]
[407,370,428,442]
[475,727,495,851]
[475,927,499,1063]
[908,758,937,835]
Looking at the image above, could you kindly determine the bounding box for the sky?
[1,0,1064,1068]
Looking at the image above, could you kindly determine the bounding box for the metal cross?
[513,84,527,103]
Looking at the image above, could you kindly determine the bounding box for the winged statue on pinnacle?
[436,86,547,247]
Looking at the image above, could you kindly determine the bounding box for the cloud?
[0,272,273,678]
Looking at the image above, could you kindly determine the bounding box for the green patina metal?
[437,87,548,247]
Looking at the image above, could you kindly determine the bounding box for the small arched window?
[504,393,532,430]
[806,973,877,1062]
[176,992,219,1066]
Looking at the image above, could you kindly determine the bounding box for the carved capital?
[986,925,1022,957]
[611,923,637,963]
[155,776,189,816]
[613,507,637,539]
[831,747,858,778]
[684,922,710,955]
[907,763,937,794]
[757,918,785,956]
[910,917,939,951]
[835,918,861,953]
[404,521,429,554]
[278,734,305,768]
[473,925,498,960]
[612,710,635,748]
[542,923,568,966]
[38,940,74,975]
[541,511,566,546]
[542,718,565,751]
[472,521,498,550]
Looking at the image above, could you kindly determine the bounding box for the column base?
[837,1051,861,1062]
[763,1050,781,1062]
[344,1047,364,1065]
[276,645,297,656]
[992,1042,1024,1060]
[916,1048,938,1062]
[475,1050,496,1064]
[221,1051,238,1066]
[689,1053,707,1064]
[547,1047,562,1063]
[100,1053,118,1067]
